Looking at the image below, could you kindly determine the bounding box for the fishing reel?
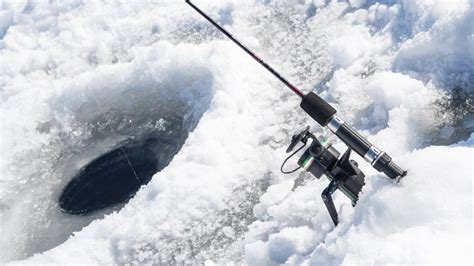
[281,126,365,225]
[188,0,407,225]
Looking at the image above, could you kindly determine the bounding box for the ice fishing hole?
[0,64,213,262]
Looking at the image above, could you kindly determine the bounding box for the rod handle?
[300,92,336,126]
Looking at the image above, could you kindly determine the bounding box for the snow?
[348,0,367,9]
[1,0,472,264]
[328,29,372,67]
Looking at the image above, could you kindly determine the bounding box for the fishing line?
[85,87,141,181]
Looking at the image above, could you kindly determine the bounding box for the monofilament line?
[85,87,141,181]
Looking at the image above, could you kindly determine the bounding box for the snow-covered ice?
[0,0,472,264]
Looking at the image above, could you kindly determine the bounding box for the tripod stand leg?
[322,178,341,225]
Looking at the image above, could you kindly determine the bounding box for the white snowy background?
[0,0,473,264]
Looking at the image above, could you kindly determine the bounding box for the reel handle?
[286,126,310,153]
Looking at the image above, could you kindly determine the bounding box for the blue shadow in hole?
[59,126,186,215]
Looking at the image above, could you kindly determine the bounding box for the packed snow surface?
[1,0,472,264]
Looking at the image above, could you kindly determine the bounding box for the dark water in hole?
[59,128,187,215]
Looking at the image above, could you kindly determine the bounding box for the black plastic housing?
[330,161,365,204]
[297,146,365,203]
[297,145,340,179]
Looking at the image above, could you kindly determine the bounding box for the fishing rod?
[186,0,407,225]
[185,0,304,98]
